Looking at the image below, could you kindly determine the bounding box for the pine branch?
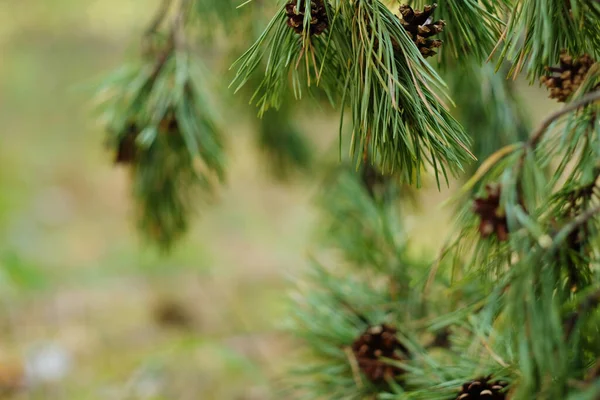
[343,0,474,184]
[145,0,173,38]
[528,89,600,149]
[93,0,225,250]
[410,0,509,66]
[232,0,474,185]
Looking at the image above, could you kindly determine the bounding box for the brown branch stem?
[512,89,600,176]
[172,0,192,50]
[528,89,600,150]
[145,0,173,38]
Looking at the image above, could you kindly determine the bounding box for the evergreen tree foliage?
[93,0,600,398]
[94,8,225,249]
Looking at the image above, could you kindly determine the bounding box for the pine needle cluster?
[232,0,476,185]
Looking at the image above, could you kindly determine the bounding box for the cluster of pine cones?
[350,325,510,399]
[284,2,445,58]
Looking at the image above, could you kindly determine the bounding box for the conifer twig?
[145,0,173,38]
[479,337,508,368]
[528,89,600,149]
[172,0,192,50]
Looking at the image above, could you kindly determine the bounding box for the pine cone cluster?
[473,184,508,242]
[540,51,595,102]
[351,324,408,382]
[456,376,508,399]
[285,0,328,36]
[398,4,445,58]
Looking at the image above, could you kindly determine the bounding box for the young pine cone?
[456,376,508,400]
[540,51,595,102]
[285,0,328,36]
[351,324,408,383]
[399,3,445,58]
[472,184,508,242]
[114,123,139,164]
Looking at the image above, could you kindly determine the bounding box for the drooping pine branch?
[94,0,225,250]
[231,0,343,114]
[233,0,474,185]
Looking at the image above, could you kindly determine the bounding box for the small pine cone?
[115,123,139,164]
[456,376,508,400]
[351,324,408,382]
[159,110,179,135]
[285,0,328,36]
[540,51,596,102]
[153,299,193,330]
[429,327,451,349]
[398,3,445,58]
[472,184,508,241]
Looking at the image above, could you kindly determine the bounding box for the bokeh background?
[0,1,558,399]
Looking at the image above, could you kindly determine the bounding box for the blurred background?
[0,0,558,399]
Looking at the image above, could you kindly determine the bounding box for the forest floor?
[0,1,558,399]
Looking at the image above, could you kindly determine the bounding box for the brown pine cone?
[115,123,139,164]
[540,51,596,102]
[285,0,328,36]
[473,184,508,242]
[456,376,508,400]
[159,110,179,135]
[351,324,409,382]
[398,3,445,58]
